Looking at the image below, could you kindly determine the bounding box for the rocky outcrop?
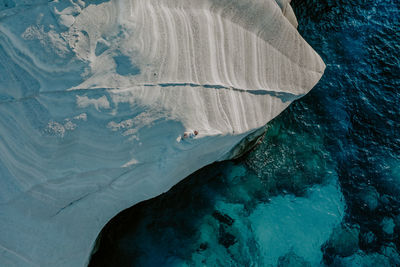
[0,0,324,266]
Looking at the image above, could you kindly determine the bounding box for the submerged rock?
[336,244,400,267]
[218,225,237,248]
[381,217,395,236]
[336,251,391,267]
[360,231,376,247]
[381,243,400,266]
[358,186,380,212]
[323,224,360,259]
[212,210,235,226]
[0,0,324,266]
[277,251,311,267]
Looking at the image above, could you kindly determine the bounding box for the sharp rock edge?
[0,0,325,266]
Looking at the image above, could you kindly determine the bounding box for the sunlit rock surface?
[0,0,324,266]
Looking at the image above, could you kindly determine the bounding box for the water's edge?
[88,125,269,263]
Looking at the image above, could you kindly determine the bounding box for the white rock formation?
[0,0,325,266]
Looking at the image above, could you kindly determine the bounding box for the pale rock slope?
[0,0,325,266]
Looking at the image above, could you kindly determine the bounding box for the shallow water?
[90,0,400,266]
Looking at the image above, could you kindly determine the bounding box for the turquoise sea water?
[90,0,400,266]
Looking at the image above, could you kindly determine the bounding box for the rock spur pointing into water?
[0,0,324,266]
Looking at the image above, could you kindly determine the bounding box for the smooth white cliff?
[0,0,325,266]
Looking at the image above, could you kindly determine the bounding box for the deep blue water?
[90,0,400,266]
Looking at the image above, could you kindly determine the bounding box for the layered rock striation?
[0,0,325,266]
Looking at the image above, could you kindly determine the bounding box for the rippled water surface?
[90,0,400,266]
